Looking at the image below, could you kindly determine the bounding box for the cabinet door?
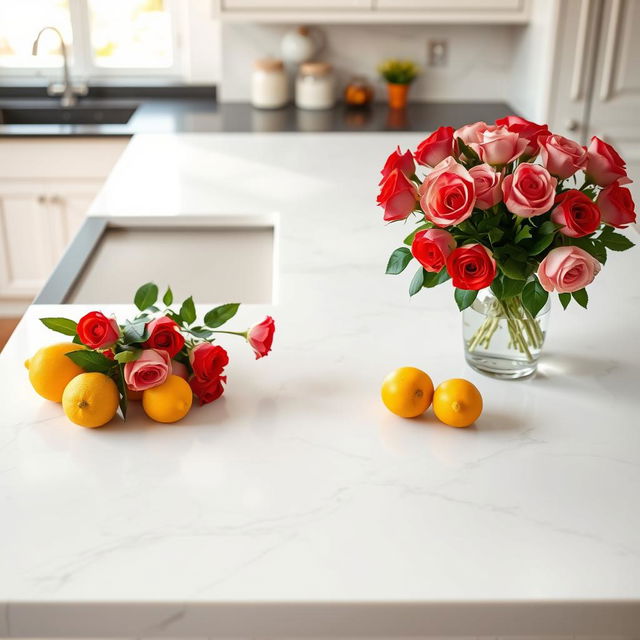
[375,0,524,10]
[223,0,372,9]
[48,184,100,248]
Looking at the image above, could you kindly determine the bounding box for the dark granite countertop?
[0,86,516,136]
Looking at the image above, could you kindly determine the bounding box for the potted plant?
[377,59,419,109]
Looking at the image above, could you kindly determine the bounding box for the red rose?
[247,316,275,359]
[411,229,456,272]
[539,134,587,179]
[550,190,600,238]
[189,375,226,405]
[380,146,415,184]
[189,343,229,381]
[597,183,637,228]
[377,169,418,222]
[495,115,550,157]
[77,311,120,349]
[586,137,630,187]
[142,316,185,358]
[414,126,455,167]
[502,163,557,217]
[446,243,496,290]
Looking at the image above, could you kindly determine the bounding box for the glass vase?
[462,288,550,379]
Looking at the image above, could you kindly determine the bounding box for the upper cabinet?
[217,0,530,23]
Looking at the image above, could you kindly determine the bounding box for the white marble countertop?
[1,133,640,638]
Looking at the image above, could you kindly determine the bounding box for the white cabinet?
[223,0,372,9]
[0,138,128,314]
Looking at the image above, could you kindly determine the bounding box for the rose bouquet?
[377,116,636,377]
[33,282,275,425]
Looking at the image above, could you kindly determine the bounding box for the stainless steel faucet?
[32,26,87,108]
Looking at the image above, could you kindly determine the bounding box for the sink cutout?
[65,222,274,304]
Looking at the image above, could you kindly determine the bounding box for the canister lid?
[254,58,284,72]
[299,61,332,76]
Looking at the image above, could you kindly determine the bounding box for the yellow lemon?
[433,378,483,428]
[381,367,434,418]
[25,342,85,402]
[62,372,120,428]
[142,375,193,424]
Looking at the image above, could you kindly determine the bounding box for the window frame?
[0,0,186,82]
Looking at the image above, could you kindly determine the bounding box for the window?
[0,0,182,79]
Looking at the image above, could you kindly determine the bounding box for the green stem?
[209,329,248,338]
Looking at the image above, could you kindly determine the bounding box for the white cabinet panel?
[376,0,523,8]
[224,0,372,9]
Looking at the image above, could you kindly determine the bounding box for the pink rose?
[597,183,637,228]
[171,360,189,380]
[419,157,475,227]
[586,137,631,187]
[502,163,557,217]
[469,125,527,166]
[124,349,171,392]
[495,116,550,157]
[377,169,418,222]
[469,163,502,209]
[454,121,488,146]
[537,246,601,293]
[247,316,275,359]
[539,134,587,179]
[550,190,600,238]
[380,146,415,184]
[411,229,456,272]
[414,126,455,167]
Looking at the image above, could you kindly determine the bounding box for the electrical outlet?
[428,40,448,67]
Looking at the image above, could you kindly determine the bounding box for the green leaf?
[600,231,635,252]
[122,320,148,344]
[454,288,478,311]
[591,240,607,264]
[491,274,525,300]
[162,287,173,306]
[422,268,450,288]
[403,223,432,246]
[203,303,240,328]
[180,296,196,326]
[456,137,480,162]
[188,326,214,339]
[115,363,128,420]
[134,282,158,311]
[515,226,532,244]
[385,247,413,275]
[521,278,549,318]
[40,317,77,336]
[572,288,588,308]
[72,334,84,345]
[65,350,116,374]
[409,268,425,296]
[167,311,183,326]
[114,350,140,364]
[537,220,557,235]
[559,292,571,309]
[477,215,501,233]
[488,227,504,244]
[527,233,556,256]
[499,258,529,280]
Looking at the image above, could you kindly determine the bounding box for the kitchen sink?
[0,102,138,125]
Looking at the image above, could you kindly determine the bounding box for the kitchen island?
[1,133,639,638]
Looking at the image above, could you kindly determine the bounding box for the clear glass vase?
[462,288,550,379]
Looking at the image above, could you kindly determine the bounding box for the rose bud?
[419,157,476,226]
[411,229,456,272]
[124,349,172,392]
[586,137,631,187]
[414,126,455,167]
[446,243,497,290]
[379,146,415,184]
[597,183,637,228]
[189,375,226,406]
[469,163,503,209]
[77,311,120,349]
[142,316,185,358]
[539,134,587,179]
[537,246,601,293]
[247,316,275,359]
[189,343,229,381]
[469,125,527,166]
[502,163,557,217]
[551,190,601,238]
[377,169,418,222]
[495,115,550,157]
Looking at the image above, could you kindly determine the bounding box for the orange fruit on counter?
[142,375,193,424]
[25,342,85,402]
[433,378,482,428]
[62,372,120,428]
[381,367,434,418]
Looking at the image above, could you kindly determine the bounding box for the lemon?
[62,372,120,428]
[433,378,483,428]
[381,367,434,418]
[142,375,193,424]
[25,342,85,402]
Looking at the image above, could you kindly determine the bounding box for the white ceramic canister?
[251,58,288,109]
[295,62,335,110]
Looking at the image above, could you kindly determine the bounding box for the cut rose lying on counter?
[25,283,275,428]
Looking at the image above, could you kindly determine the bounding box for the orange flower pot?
[387,83,410,109]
